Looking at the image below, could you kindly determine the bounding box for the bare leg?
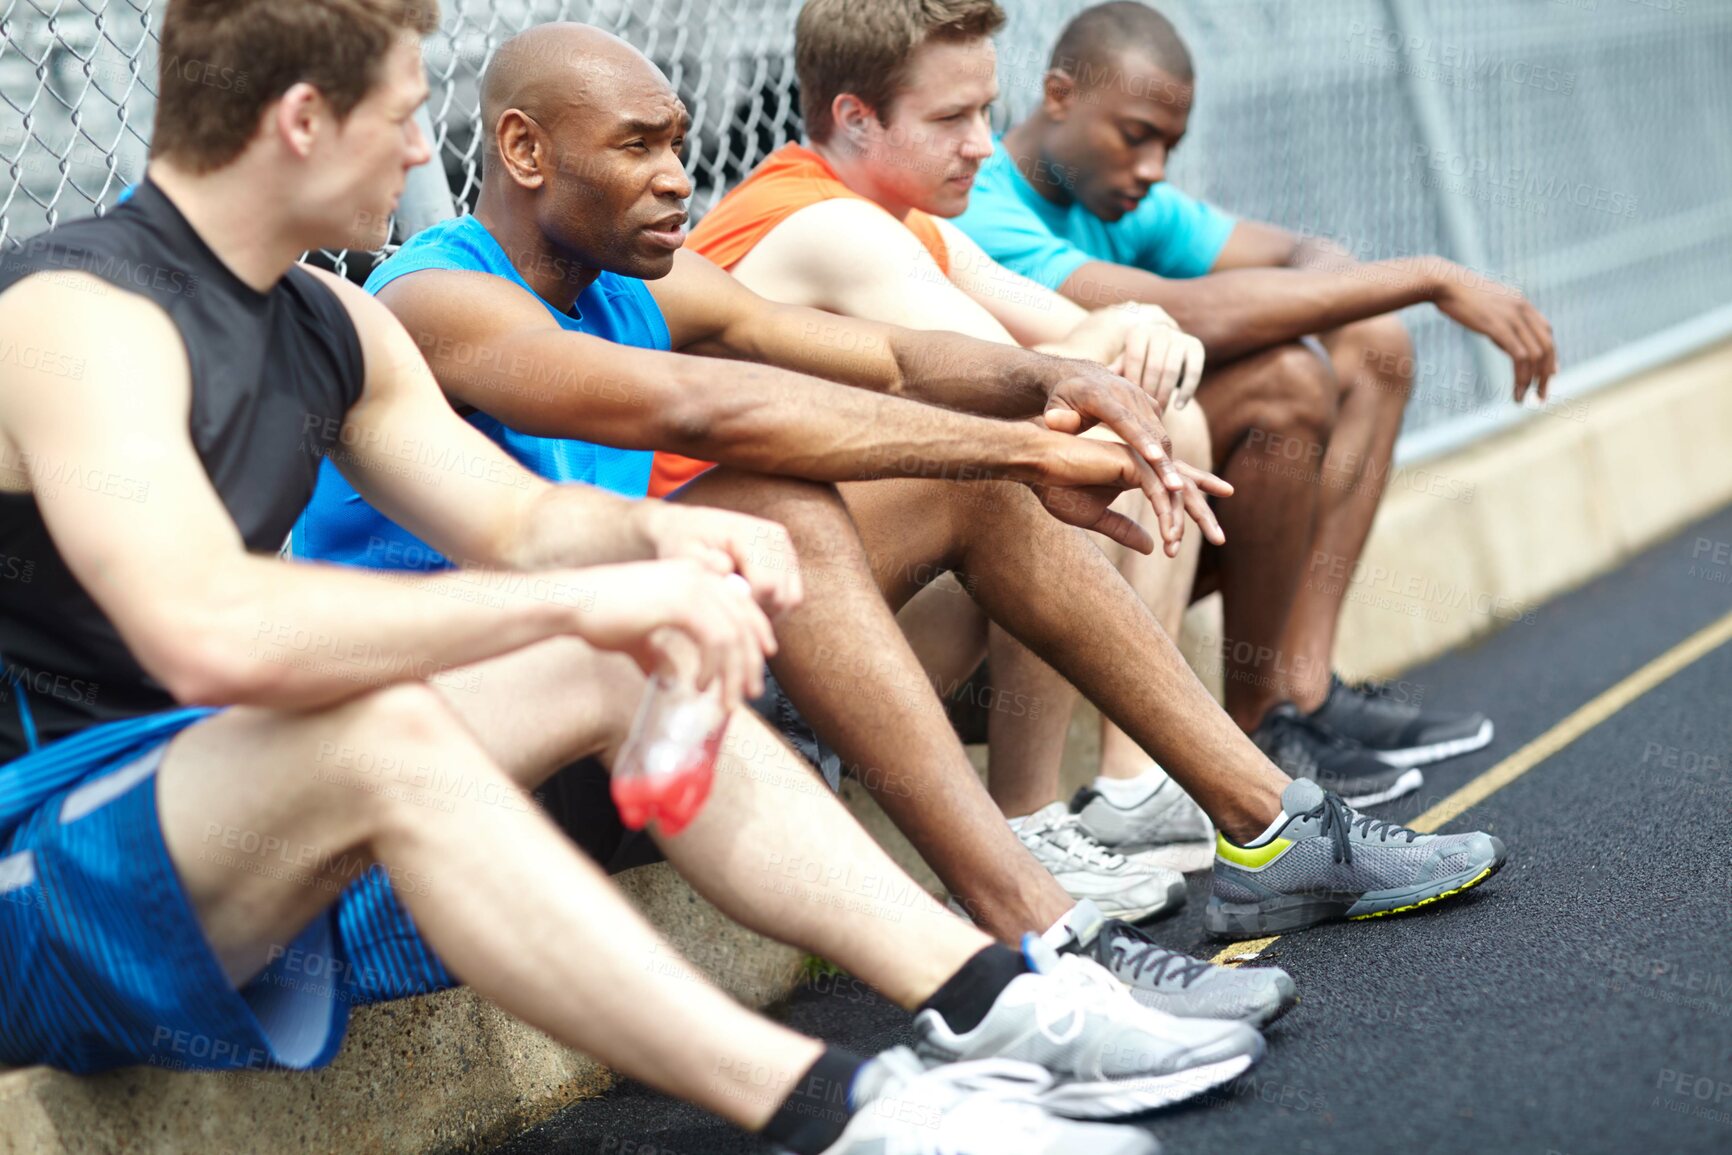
[1280,315,1415,711]
[978,403,1210,812]
[1193,343,1338,730]
[156,684,819,1129]
[982,627,1077,817]
[840,476,1290,844]
[1097,402,1210,780]
[895,572,989,700]
[431,636,991,1011]
[671,466,1077,942]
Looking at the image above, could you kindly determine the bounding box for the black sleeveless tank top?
[0,180,365,760]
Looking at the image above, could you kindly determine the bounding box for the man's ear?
[1042,69,1078,121]
[830,93,878,147]
[494,108,547,189]
[273,82,326,159]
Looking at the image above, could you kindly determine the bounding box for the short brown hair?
[795,0,1005,144]
[152,0,441,172]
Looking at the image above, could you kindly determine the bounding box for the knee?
[689,469,847,572]
[1340,314,1415,404]
[1166,398,1212,473]
[325,683,487,818]
[352,682,468,750]
[1261,342,1339,444]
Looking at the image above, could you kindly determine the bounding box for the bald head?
[1050,2,1192,92]
[481,23,674,170]
[474,22,694,283]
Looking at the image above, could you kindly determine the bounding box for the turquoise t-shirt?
[290,214,671,571]
[954,139,1235,289]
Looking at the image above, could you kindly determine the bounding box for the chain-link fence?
[3,0,1730,441]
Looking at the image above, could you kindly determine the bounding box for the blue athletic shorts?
[0,709,455,1076]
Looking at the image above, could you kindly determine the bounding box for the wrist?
[995,420,1051,482]
[624,500,668,561]
[1399,256,1448,303]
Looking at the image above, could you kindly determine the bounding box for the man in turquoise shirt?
[958,1,1557,780]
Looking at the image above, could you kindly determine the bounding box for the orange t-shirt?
[648,144,952,497]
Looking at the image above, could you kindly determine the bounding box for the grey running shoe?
[1016,801,1186,922]
[1072,774,1215,874]
[1310,674,1494,768]
[1252,702,1423,807]
[810,1047,1159,1155]
[911,935,1264,1119]
[1081,919,1298,1028]
[1205,778,1507,939]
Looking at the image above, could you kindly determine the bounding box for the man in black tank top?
[0,5,1219,1149]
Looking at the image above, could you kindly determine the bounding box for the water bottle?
[610,574,753,835]
[610,671,729,835]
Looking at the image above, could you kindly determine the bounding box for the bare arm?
[928,217,1090,346]
[377,258,1082,492]
[1062,221,1557,396]
[656,248,1089,418]
[0,272,776,712]
[1061,252,1441,360]
[715,198,1227,550]
[660,246,1233,540]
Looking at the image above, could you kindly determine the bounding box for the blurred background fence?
[2,0,1729,454]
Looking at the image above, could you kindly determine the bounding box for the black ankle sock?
[919,943,1031,1035]
[761,1046,866,1155]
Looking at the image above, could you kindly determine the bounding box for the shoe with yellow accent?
[1204,779,1506,939]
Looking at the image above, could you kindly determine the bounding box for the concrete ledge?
[1329,339,1732,677]
[0,864,804,1155]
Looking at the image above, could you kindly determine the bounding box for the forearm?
[882,327,1071,417]
[670,354,1051,483]
[1062,260,1440,361]
[722,309,1054,418]
[191,554,589,710]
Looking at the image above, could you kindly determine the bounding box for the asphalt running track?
[495,501,1732,1155]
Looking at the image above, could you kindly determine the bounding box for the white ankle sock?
[1091,765,1168,807]
[1006,815,1028,833]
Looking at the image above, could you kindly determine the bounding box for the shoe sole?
[1370,719,1495,768]
[1122,840,1217,875]
[1127,978,1299,1030]
[1340,766,1425,808]
[1035,1048,1262,1119]
[1202,847,1506,939]
[1081,875,1188,923]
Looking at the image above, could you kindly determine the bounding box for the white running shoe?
[1072,772,1215,874]
[1014,802,1186,922]
[809,1046,1160,1155]
[911,936,1264,1119]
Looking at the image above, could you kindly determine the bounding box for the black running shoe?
[1308,675,1493,768]
[1251,702,1422,807]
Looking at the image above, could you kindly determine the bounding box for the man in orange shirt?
[653,0,1345,883]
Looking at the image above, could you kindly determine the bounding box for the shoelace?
[1259,708,1354,776]
[1020,811,1128,870]
[1336,675,1420,720]
[1030,954,1138,1046]
[1099,920,1213,989]
[1305,790,1422,866]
